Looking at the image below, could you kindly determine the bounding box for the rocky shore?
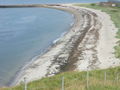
[8,4,120,86]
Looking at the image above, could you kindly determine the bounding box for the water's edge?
[1,4,75,86]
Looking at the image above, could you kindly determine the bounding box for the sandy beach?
[10,4,120,85]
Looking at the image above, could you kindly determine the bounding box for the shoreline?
[12,4,97,85]
[73,5,120,70]
[9,4,78,86]
[10,4,90,86]
[2,3,119,86]
[8,15,75,86]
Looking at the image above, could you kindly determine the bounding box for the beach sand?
[11,4,120,85]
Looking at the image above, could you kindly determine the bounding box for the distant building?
[99,0,120,7]
[108,0,120,7]
[99,2,117,7]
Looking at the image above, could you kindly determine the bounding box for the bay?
[0,7,73,86]
[0,0,107,86]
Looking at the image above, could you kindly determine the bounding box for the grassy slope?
[1,4,120,90]
[75,3,120,58]
[1,66,120,90]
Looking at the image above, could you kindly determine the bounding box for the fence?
[8,70,120,90]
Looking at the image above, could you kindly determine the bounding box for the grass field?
[1,66,120,90]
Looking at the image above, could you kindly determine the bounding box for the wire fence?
[7,70,120,90]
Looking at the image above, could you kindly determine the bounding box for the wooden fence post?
[104,71,106,85]
[86,69,89,90]
[24,77,27,90]
[61,76,64,90]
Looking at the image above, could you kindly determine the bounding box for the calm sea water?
[0,0,107,4]
[0,0,107,86]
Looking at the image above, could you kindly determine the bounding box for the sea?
[0,0,107,86]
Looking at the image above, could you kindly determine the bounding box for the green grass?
[1,66,120,90]
[75,3,120,58]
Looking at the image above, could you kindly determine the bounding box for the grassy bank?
[1,66,120,90]
[75,3,120,58]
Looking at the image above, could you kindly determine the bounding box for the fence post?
[61,76,64,90]
[86,69,89,90]
[116,73,119,82]
[24,77,27,90]
[104,71,106,84]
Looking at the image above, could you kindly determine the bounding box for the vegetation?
[0,66,120,90]
[75,3,120,58]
